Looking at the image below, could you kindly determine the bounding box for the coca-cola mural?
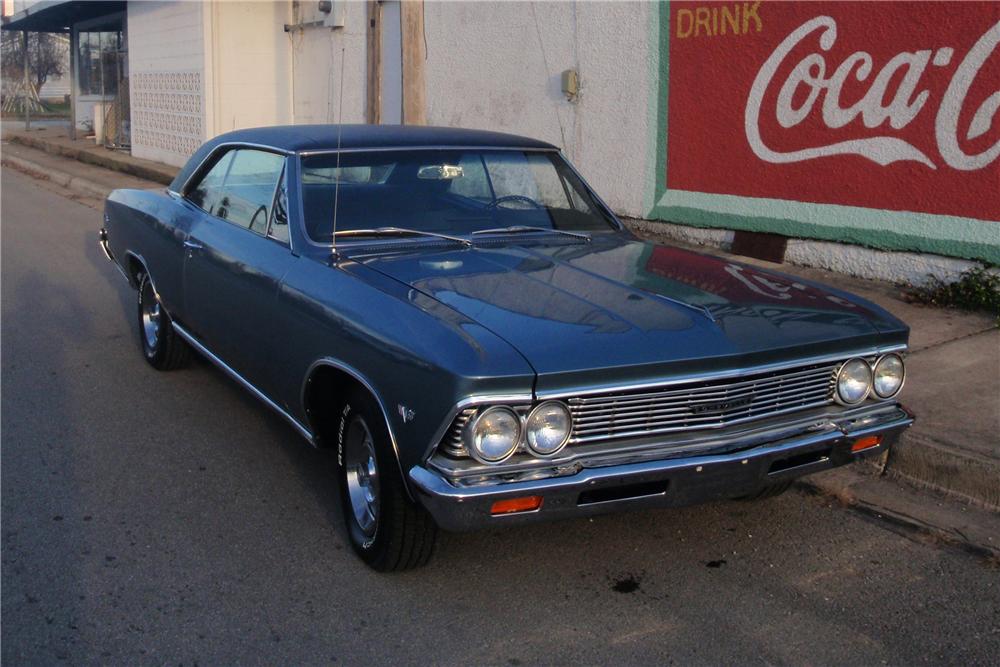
[666,1,1000,223]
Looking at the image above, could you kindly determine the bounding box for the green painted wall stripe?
[651,189,1000,264]
[647,1,999,265]
[654,1,670,212]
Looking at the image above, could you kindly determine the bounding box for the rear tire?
[137,271,190,371]
[337,389,437,571]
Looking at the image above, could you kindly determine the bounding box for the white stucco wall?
[127,0,206,166]
[422,0,657,218]
[206,1,293,135]
[288,0,369,125]
[128,1,298,167]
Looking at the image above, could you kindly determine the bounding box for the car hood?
[354,234,907,392]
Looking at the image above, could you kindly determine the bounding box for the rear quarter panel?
[105,189,193,317]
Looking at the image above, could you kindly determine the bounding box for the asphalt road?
[2,167,998,666]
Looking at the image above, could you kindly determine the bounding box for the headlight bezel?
[524,400,572,457]
[835,357,873,405]
[464,405,522,464]
[872,353,905,399]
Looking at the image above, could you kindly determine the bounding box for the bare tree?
[1,32,68,91]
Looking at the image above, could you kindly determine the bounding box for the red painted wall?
[667,1,1000,221]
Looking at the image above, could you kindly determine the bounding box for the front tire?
[740,480,793,501]
[337,390,437,571]
[137,271,190,370]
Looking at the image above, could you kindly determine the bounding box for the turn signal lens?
[490,496,543,515]
[851,435,882,452]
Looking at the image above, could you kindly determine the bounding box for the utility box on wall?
[317,0,346,29]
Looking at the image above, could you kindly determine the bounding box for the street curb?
[888,435,1000,512]
[798,469,1000,563]
[2,153,112,200]
[6,133,175,186]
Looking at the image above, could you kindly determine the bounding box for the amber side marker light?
[851,435,882,453]
[490,496,543,515]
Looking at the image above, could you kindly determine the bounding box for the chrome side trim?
[535,344,909,400]
[172,322,315,444]
[301,357,412,499]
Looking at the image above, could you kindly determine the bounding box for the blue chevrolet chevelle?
[100,125,913,571]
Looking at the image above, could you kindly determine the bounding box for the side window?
[219,150,285,233]
[187,148,285,234]
[187,150,234,215]
[267,169,290,244]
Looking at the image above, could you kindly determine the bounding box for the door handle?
[183,240,204,250]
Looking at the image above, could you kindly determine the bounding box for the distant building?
[3,1,997,277]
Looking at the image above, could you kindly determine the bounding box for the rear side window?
[187,148,285,234]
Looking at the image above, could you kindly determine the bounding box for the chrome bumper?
[99,228,131,284]
[409,404,914,532]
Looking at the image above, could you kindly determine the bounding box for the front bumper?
[409,404,913,531]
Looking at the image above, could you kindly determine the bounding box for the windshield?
[299,149,618,243]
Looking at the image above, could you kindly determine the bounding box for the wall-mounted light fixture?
[561,69,579,102]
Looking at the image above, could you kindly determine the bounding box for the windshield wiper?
[471,225,591,242]
[334,227,472,247]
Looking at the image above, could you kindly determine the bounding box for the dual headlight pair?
[464,401,572,464]
[836,353,905,405]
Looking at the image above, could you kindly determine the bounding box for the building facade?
[4,1,998,281]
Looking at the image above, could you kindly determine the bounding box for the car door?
[181,147,294,392]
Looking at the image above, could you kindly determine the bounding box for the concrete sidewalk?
[1,125,176,186]
[3,139,998,556]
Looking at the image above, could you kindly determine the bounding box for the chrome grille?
[567,362,839,444]
[441,408,475,457]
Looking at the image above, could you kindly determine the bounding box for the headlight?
[873,354,905,398]
[466,406,521,463]
[525,401,572,456]
[836,358,872,405]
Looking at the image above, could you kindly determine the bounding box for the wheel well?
[303,364,371,449]
[125,254,145,289]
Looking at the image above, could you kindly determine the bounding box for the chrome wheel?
[344,417,380,539]
[140,278,162,351]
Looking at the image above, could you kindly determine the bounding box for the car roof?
[171,124,559,192]
[214,124,558,152]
